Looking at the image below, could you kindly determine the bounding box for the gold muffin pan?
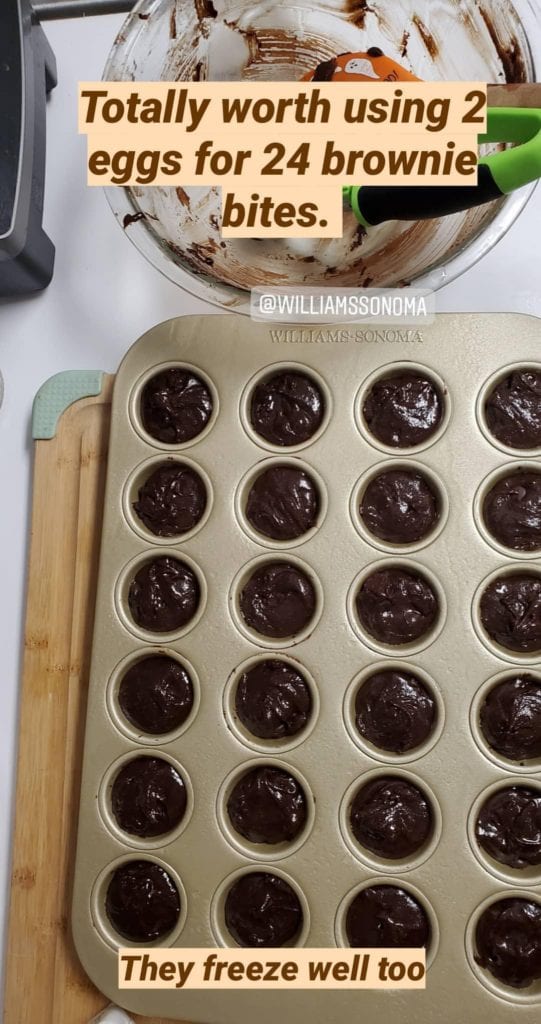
[72,314,541,1021]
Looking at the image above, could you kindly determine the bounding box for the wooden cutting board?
[4,374,189,1024]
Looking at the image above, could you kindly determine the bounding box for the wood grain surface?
[4,377,186,1024]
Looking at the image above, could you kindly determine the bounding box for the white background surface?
[1,13,541,1015]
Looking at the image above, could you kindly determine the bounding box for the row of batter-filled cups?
[96,735,541,891]
[115,545,541,668]
[123,447,541,562]
[92,850,541,1004]
[129,358,541,459]
[107,645,541,773]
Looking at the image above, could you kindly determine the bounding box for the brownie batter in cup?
[360,468,440,544]
[479,573,541,654]
[475,897,541,988]
[224,872,303,947]
[105,860,180,942]
[118,655,194,736]
[128,556,200,633]
[479,674,541,761]
[245,464,320,541]
[484,369,541,451]
[362,370,444,448]
[239,560,317,639]
[355,669,437,753]
[475,785,541,869]
[349,775,433,860]
[482,470,541,552]
[235,659,312,740]
[133,462,207,537]
[111,756,187,838]
[140,367,213,444]
[346,884,431,948]
[249,370,325,447]
[227,765,307,845]
[355,567,439,646]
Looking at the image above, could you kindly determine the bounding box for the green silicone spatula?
[343,106,541,226]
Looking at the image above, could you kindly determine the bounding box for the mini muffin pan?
[72,314,541,1022]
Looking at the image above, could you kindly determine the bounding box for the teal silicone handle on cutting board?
[343,106,541,226]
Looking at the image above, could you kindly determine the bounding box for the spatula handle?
[345,107,541,226]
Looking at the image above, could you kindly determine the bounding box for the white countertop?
[1,13,541,1015]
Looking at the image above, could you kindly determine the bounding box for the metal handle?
[33,0,135,19]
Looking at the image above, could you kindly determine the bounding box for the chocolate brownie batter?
[349,775,433,859]
[250,370,324,447]
[475,785,541,869]
[246,464,320,541]
[140,367,213,444]
[485,369,541,450]
[227,765,307,845]
[482,471,541,552]
[133,463,207,537]
[111,756,187,838]
[346,884,430,948]
[475,897,541,988]
[355,669,436,753]
[362,371,444,448]
[128,556,200,633]
[360,468,439,544]
[355,567,439,645]
[118,655,194,735]
[224,872,303,947]
[235,659,312,739]
[105,860,180,942]
[479,674,541,761]
[479,573,541,654]
[239,561,316,639]
[311,56,337,80]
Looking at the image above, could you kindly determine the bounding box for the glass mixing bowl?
[104,0,541,312]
